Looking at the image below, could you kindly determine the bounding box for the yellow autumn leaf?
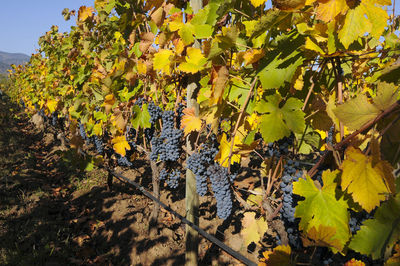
[243,49,265,66]
[260,245,291,266]
[216,133,242,167]
[103,94,115,113]
[178,47,207,74]
[341,147,394,212]
[153,49,174,75]
[316,0,348,22]
[181,108,202,136]
[240,212,268,247]
[47,99,58,113]
[78,6,94,22]
[137,59,147,75]
[250,0,266,7]
[247,113,260,130]
[93,122,103,136]
[303,225,342,251]
[112,135,131,156]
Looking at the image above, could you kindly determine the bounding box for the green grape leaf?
[257,33,304,90]
[131,104,151,129]
[334,82,399,130]
[293,170,350,252]
[255,94,305,143]
[349,194,400,260]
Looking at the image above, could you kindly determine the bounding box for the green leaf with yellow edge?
[240,212,268,247]
[349,194,400,260]
[193,24,213,39]
[94,110,107,122]
[338,5,370,49]
[255,94,305,143]
[112,135,131,157]
[259,245,291,266]
[92,122,103,136]
[179,24,195,45]
[178,47,208,74]
[131,104,151,130]
[341,147,394,212]
[216,133,242,167]
[293,170,350,252]
[153,49,174,75]
[333,94,380,131]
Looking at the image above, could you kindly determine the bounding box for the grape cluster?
[135,97,145,107]
[349,210,372,234]
[207,163,233,219]
[158,168,181,189]
[117,155,132,167]
[166,170,180,189]
[78,122,88,141]
[126,127,137,150]
[51,112,58,127]
[280,159,302,249]
[150,110,182,162]
[186,143,219,196]
[176,103,184,129]
[93,135,104,154]
[264,136,294,158]
[148,102,162,125]
[327,125,334,146]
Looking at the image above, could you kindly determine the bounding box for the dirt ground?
[0,98,258,265]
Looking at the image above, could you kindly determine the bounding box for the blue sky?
[0,1,93,55]
[0,1,398,56]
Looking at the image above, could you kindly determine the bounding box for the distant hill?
[0,51,30,73]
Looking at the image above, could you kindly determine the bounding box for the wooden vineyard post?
[185,0,202,265]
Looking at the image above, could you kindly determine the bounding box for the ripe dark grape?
[51,112,58,126]
[94,136,104,154]
[78,123,88,141]
[207,163,233,219]
[159,168,168,181]
[176,103,184,129]
[148,102,162,125]
[166,170,180,189]
[150,110,182,162]
[117,155,132,167]
[327,125,334,146]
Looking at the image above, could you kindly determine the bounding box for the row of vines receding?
[5,0,400,264]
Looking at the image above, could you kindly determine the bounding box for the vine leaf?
[216,133,242,167]
[131,104,151,130]
[341,147,394,212]
[334,82,399,130]
[178,47,207,74]
[103,94,116,114]
[250,0,266,8]
[181,108,202,136]
[210,65,229,104]
[112,135,131,156]
[257,32,304,89]
[333,94,379,130]
[78,6,94,22]
[259,245,291,266]
[46,99,58,113]
[316,0,348,22]
[348,194,400,260]
[240,212,268,247]
[344,259,366,266]
[153,49,174,75]
[302,224,342,251]
[293,170,350,252]
[255,94,305,143]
